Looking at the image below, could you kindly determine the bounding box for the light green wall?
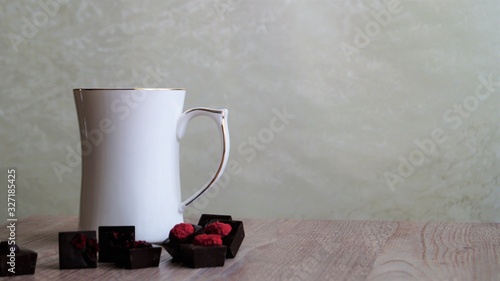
[1,0,499,222]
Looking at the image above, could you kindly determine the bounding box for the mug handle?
[176,107,230,213]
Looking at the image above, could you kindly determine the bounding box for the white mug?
[73,88,230,242]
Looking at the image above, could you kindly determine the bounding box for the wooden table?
[1,216,499,280]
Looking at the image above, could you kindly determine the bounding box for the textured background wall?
[1,0,499,222]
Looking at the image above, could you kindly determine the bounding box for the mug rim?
[74,88,185,91]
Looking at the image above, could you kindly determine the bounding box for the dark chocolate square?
[217,220,245,258]
[0,242,37,276]
[197,214,233,227]
[98,226,135,262]
[114,245,162,269]
[58,231,98,269]
[179,244,227,268]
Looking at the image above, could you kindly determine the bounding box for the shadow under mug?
[73,88,230,242]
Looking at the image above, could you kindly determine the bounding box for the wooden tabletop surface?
[1,216,499,280]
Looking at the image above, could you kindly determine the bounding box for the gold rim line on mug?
[74,88,186,91]
[178,108,229,211]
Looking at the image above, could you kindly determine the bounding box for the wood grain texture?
[1,217,499,280]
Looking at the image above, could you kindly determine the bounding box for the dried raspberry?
[70,233,87,250]
[169,223,195,240]
[85,238,99,262]
[205,222,232,237]
[132,240,152,248]
[193,234,223,246]
[86,238,99,251]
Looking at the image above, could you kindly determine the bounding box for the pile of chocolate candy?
[0,213,244,276]
[162,214,245,268]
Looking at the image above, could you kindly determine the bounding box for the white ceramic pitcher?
[73,88,229,242]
